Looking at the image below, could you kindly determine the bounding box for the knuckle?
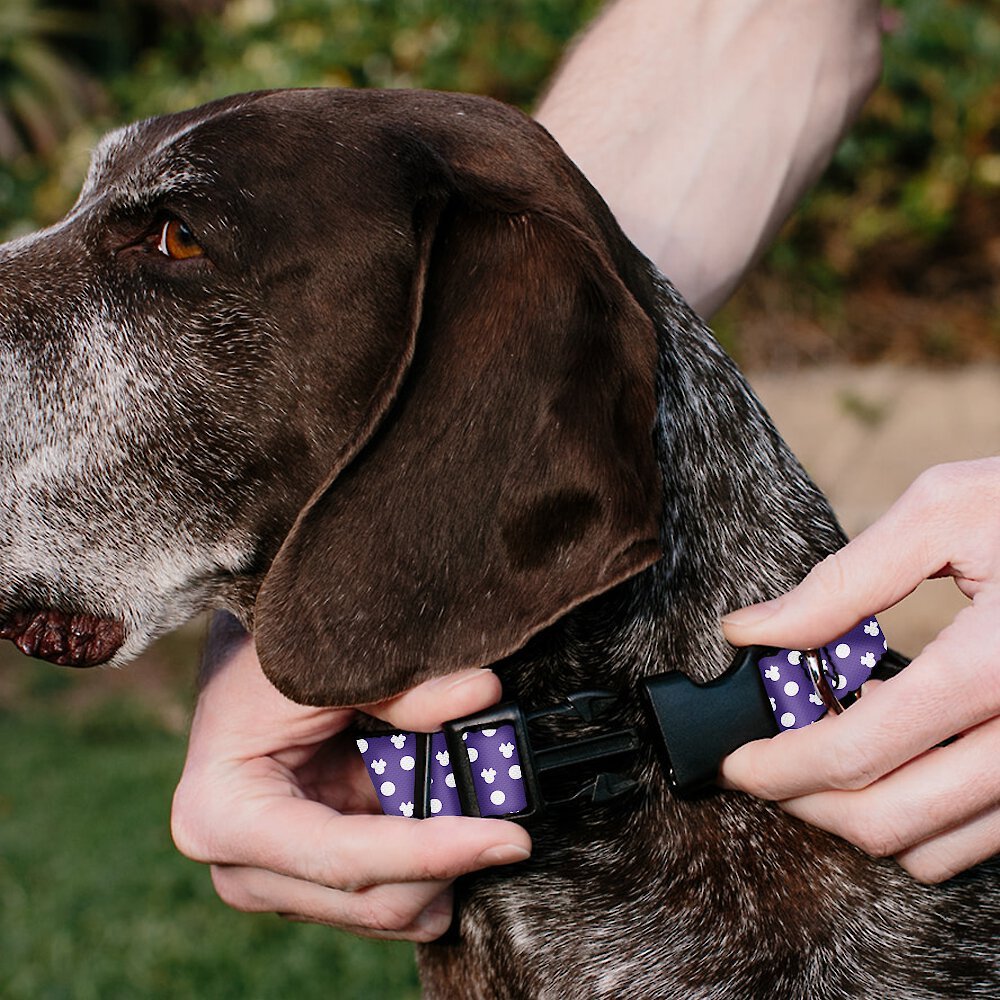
[318,846,394,894]
[408,843,456,883]
[844,814,903,858]
[356,892,423,934]
[311,815,439,893]
[826,743,883,791]
[170,785,214,862]
[315,850,355,892]
[980,665,1000,714]
[899,461,998,567]
[806,553,852,604]
[905,463,965,518]
[735,752,779,800]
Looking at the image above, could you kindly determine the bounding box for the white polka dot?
[462,732,468,741]
[769,697,776,710]
[508,765,521,780]
[445,773,456,788]
[355,738,368,753]
[380,781,396,796]
[787,651,801,665]
[400,755,415,771]
[835,643,850,658]
[490,790,506,806]
[430,798,442,814]
[837,674,848,690]
[467,747,479,763]
[481,729,496,737]
[783,681,799,697]
[780,712,796,728]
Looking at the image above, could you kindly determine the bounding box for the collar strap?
[356,617,906,821]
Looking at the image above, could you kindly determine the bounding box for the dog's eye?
[157,218,204,260]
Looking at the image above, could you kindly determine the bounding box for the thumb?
[721,498,940,650]
[364,668,503,733]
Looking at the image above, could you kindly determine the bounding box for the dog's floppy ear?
[255,111,661,706]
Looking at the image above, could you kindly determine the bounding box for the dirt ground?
[749,363,1000,656]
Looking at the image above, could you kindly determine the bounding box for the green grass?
[0,692,420,999]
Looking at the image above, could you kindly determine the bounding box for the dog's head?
[0,89,661,704]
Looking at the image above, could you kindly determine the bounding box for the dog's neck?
[497,268,845,708]
[419,269,859,995]
[419,273,999,1000]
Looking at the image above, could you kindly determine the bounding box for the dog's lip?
[0,608,125,667]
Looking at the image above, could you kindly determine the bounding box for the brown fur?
[0,89,996,998]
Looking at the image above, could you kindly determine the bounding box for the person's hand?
[720,458,1000,883]
[170,614,531,941]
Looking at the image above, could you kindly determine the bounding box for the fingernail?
[476,843,531,868]
[720,599,781,628]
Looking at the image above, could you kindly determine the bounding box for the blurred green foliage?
[3,0,1000,326]
[124,0,603,113]
[0,1,104,161]
[0,698,420,999]
[777,0,1000,288]
[0,0,602,235]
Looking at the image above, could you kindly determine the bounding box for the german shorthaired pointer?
[0,89,996,998]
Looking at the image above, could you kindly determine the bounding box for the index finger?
[228,798,531,890]
[720,603,1000,799]
[721,466,965,651]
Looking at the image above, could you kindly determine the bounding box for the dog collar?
[356,618,907,822]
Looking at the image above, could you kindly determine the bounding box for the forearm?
[536,0,883,316]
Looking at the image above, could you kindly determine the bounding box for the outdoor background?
[1,1,998,997]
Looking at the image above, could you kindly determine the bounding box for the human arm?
[720,458,1000,882]
[536,0,884,316]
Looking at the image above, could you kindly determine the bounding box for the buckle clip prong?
[442,690,640,824]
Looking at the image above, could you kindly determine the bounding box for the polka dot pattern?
[359,617,891,818]
[428,731,461,817]
[357,724,525,819]
[359,732,419,818]
[464,724,528,817]
[758,618,887,730]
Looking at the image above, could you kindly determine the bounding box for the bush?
[773,0,1000,288]
[2,0,1000,350]
[0,0,601,235]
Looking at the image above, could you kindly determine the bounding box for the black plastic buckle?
[441,691,641,824]
[641,643,914,798]
[641,645,780,797]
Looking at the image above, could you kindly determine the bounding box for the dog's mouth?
[0,608,125,667]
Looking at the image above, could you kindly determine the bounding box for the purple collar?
[357,617,906,823]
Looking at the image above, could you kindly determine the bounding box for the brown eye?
[157,218,204,260]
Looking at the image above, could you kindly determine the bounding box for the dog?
[0,88,997,998]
